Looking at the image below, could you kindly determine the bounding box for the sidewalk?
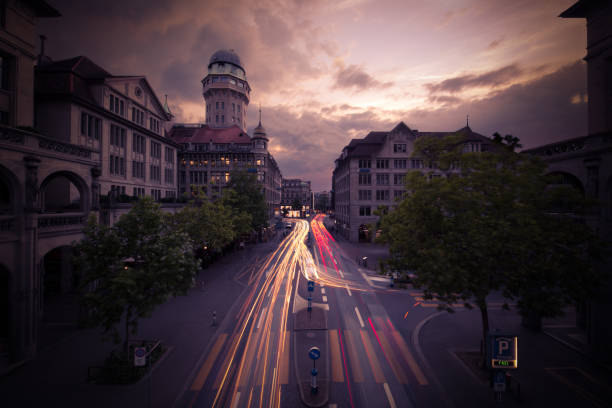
[326,227,389,275]
[416,307,612,408]
[0,241,277,408]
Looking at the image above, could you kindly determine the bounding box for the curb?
[412,311,455,408]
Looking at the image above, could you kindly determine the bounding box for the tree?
[492,132,522,151]
[170,188,241,254]
[223,170,268,231]
[75,198,199,353]
[291,198,302,211]
[378,133,606,357]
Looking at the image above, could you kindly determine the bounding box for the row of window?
[150,117,160,134]
[150,165,161,182]
[165,147,175,163]
[133,134,146,154]
[109,155,125,176]
[164,168,174,184]
[132,107,145,126]
[151,141,161,159]
[80,113,102,140]
[110,124,126,148]
[358,158,427,169]
[109,94,124,116]
[132,161,145,179]
[189,171,207,185]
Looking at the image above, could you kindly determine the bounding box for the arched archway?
[39,171,89,213]
[0,164,22,221]
[545,171,585,196]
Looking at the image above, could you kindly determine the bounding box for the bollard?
[311,368,318,394]
[307,295,312,312]
[212,310,217,326]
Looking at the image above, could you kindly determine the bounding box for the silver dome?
[208,49,243,70]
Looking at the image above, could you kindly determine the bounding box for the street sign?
[307,280,315,292]
[493,371,506,392]
[308,346,320,360]
[488,332,518,369]
[134,347,146,367]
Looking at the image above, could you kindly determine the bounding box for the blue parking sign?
[488,332,518,369]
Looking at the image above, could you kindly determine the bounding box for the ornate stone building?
[281,179,312,216]
[168,50,282,220]
[35,56,178,201]
[332,122,493,242]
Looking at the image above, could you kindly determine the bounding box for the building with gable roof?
[35,56,179,204]
[332,122,494,242]
[168,50,282,221]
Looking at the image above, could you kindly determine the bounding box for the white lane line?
[322,295,328,302]
[354,306,364,328]
[257,307,267,329]
[231,391,241,408]
[383,383,397,408]
[321,288,326,295]
[345,284,352,297]
[339,270,345,278]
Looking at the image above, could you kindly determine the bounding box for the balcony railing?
[38,213,86,229]
[0,124,99,162]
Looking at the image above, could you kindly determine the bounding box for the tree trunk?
[124,307,131,356]
[478,301,489,367]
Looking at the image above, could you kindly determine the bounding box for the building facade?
[281,179,312,216]
[169,50,282,221]
[520,0,612,363]
[314,191,330,213]
[35,56,178,201]
[332,122,493,242]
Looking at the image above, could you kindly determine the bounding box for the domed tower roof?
[208,49,243,71]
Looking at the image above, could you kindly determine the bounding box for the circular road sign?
[308,346,320,360]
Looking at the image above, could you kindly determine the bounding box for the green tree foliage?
[170,188,240,253]
[74,198,199,352]
[223,170,268,231]
[378,133,606,350]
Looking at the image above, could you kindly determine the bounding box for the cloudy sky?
[39,0,587,191]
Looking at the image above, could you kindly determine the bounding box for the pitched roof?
[37,56,111,79]
[168,125,252,144]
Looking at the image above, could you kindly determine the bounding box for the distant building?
[168,50,282,220]
[35,56,179,201]
[314,191,330,213]
[281,179,312,217]
[332,122,493,242]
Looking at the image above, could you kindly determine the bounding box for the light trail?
[206,218,313,408]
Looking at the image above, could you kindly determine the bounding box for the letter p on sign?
[498,339,509,355]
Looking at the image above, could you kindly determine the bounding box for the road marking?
[321,288,326,294]
[190,333,227,390]
[345,284,352,297]
[279,331,290,384]
[344,330,364,383]
[377,329,408,384]
[391,330,429,385]
[354,307,365,327]
[359,330,385,383]
[230,391,241,408]
[383,383,397,408]
[257,306,267,329]
[339,270,345,278]
[322,295,328,302]
[329,330,345,382]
